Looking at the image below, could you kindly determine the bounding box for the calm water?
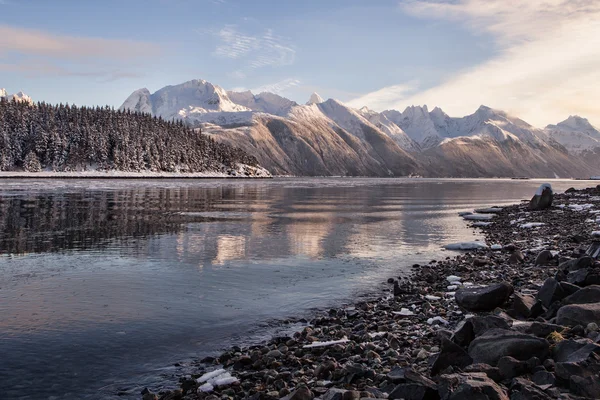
[0,178,593,399]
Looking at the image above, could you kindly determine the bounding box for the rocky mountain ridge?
[119,79,600,178]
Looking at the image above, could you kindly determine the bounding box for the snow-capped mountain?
[120,79,597,178]
[1,89,33,104]
[545,116,600,153]
[306,92,324,105]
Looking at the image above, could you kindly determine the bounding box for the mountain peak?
[306,92,324,105]
[557,115,595,131]
[0,88,7,98]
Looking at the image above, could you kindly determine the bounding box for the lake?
[0,178,593,399]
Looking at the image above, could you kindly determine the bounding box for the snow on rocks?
[302,337,350,348]
[490,244,503,250]
[472,221,493,227]
[519,222,545,228]
[444,242,488,250]
[462,214,495,221]
[393,308,415,316]
[196,369,239,392]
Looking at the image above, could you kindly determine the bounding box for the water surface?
[0,178,592,399]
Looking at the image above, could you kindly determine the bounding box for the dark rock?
[531,370,555,386]
[526,322,566,338]
[509,377,552,400]
[570,375,600,398]
[509,251,525,265]
[468,329,550,366]
[497,356,529,379]
[536,278,565,308]
[556,303,600,327]
[555,360,600,381]
[563,285,600,305]
[463,363,503,382]
[513,293,543,318]
[529,185,553,211]
[534,250,554,266]
[559,281,580,296]
[386,367,406,383]
[553,338,600,363]
[342,391,361,400]
[455,283,513,311]
[560,256,593,272]
[284,386,314,400]
[388,370,438,400]
[430,338,473,376]
[437,372,508,400]
[565,187,577,193]
[586,241,600,259]
[452,316,511,347]
[567,268,589,286]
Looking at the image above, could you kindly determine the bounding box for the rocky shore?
[143,185,600,400]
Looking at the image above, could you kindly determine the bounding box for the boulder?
[455,283,513,311]
[528,184,553,211]
[534,250,554,266]
[531,370,555,386]
[567,268,590,286]
[559,281,580,296]
[559,256,593,272]
[563,285,600,305]
[509,250,525,265]
[437,372,508,400]
[463,364,503,382]
[509,377,552,400]
[452,315,511,347]
[570,375,600,398]
[468,329,549,366]
[555,360,600,381]
[586,241,600,259]
[526,322,566,338]
[497,356,529,380]
[553,338,600,363]
[536,278,565,308]
[387,369,438,400]
[513,293,543,318]
[284,386,314,400]
[430,338,473,376]
[556,303,600,327]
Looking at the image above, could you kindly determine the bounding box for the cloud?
[0,25,159,61]
[351,1,600,126]
[252,78,300,94]
[0,62,142,81]
[346,82,419,110]
[206,25,296,78]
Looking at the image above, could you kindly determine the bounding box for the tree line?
[0,98,258,172]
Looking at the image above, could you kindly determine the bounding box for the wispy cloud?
[351,1,600,126]
[0,25,159,60]
[203,25,296,78]
[252,78,301,94]
[0,24,158,81]
[346,82,419,110]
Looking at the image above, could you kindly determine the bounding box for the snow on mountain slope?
[227,90,297,116]
[120,79,252,125]
[0,88,6,98]
[545,116,600,153]
[357,107,420,152]
[306,92,324,105]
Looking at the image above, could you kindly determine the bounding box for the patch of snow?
[520,222,546,228]
[535,183,552,196]
[446,275,462,283]
[490,244,503,250]
[447,285,458,290]
[444,241,488,250]
[427,316,449,325]
[463,214,494,221]
[425,295,441,301]
[393,308,415,316]
[303,337,349,348]
[472,222,493,227]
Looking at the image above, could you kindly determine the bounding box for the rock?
[570,375,600,398]
[322,388,347,400]
[497,356,529,379]
[536,278,565,308]
[430,338,473,376]
[437,372,508,400]
[455,283,513,311]
[562,285,600,305]
[559,281,580,295]
[559,256,593,272]
[531,370,555,386]
[586,241,600,259]
[556,303,600,327]
[388,370,438,400]
[284,385,314,400]
[452,316,511,347]
[463,363,503,382]
[553,338,600,363]
[386,367,406,383]
[567,268,590,286]
[142,393,158,400]
[534,250,554,266]
[555,359,600,381]
[526,322,566,338]
[513,293,543,318]
[509,377,552,400]
[509,250,525,264]
[342,391,361,400]
[529,184,553,211]
[468,329,550,366]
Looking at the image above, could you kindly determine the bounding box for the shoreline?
[143,185,600,400]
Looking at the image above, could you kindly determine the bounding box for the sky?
[1,0,598,127]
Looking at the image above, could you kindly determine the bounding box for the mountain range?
[115,79,597,178]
